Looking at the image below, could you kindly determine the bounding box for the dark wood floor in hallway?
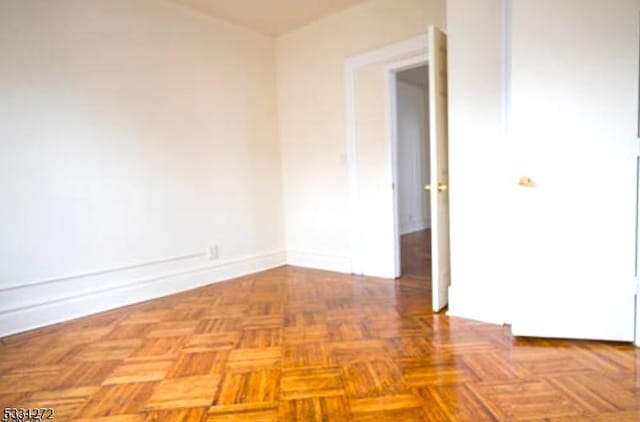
[0,232,638,421]
[400,229,431,279]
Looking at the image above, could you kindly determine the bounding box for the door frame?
[386,57,429,278]
[344,34,429,278]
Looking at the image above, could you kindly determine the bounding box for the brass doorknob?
[424,184,448,192]
[519,176,534,187]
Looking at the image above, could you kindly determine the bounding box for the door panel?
[509,0,638,341]
[428,26,451,312]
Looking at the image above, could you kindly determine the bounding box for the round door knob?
[519,176,534,187]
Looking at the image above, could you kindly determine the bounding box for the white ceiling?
[168,0,369,36]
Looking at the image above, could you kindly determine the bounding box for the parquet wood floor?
[1,232,638,421]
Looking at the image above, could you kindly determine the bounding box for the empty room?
[1,0,639,421]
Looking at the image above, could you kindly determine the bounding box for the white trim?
[386,55,429,278]
[635,275,639,346]
[344,34,429,277]
[498,0,513,326]
[502,0,512,140]
[0,250,286,337]
[345,59,363,275]
[286,250,352,274]
[0,251,206,292]
[636,157,640,345]
[344,35,429,71]
[387,67,401,278]
[635,287,640,347]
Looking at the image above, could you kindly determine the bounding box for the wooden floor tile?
[331,340,389,364]
[194,319,239,335]
[279,396,351,421]
[283,343,335,368]
[547,374,640,413]
[239,328,282,348]
[55,361,121,388]
[468,380,583,420]
[384,336,432,359]
[166,352,220,378]
[213,369,280,411]
[183,333,239,353]
[74,415,145,422]
[103,361,173,385]
[19,386,99,419]
[414,385,495,421]
[145,375,220,411]
[206,407,278,421]
[327,321,369,342]
[351,407,427,422]
[462,352,526,382]
[146,321,199,338]
[104,323,152,340]
[281,367,345,400]
[349,393,422,414]
[0,365,62,393]
[283,324,330,344]
[77,382,156,417]
[342,360,408,398]
[128,337,186,362]
[402,360,477,387]
[227,346,281,370]
[143,407,207,422]
[72,339,142,362]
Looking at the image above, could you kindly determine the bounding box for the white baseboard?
[286,250,352,274]
[636,293,640,347]
[0,250,286,337]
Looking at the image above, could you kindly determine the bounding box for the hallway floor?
[400,228,431,280]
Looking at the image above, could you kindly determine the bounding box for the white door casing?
[345,34,428,279]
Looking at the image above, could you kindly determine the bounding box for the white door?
[508,0,638,341]
[427,26,451,312]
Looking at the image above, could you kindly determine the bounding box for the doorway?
[345,29,449,311]
[394,65,432,282]
[388,27,449,313]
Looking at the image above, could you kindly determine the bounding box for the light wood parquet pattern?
[1,231,639,421]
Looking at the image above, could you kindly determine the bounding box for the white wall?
[0,0,285,336]
[445,0,508,324]
[396,80,430,235]
[276,0,445,274]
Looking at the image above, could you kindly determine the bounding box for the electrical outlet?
[207,245,219,260]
